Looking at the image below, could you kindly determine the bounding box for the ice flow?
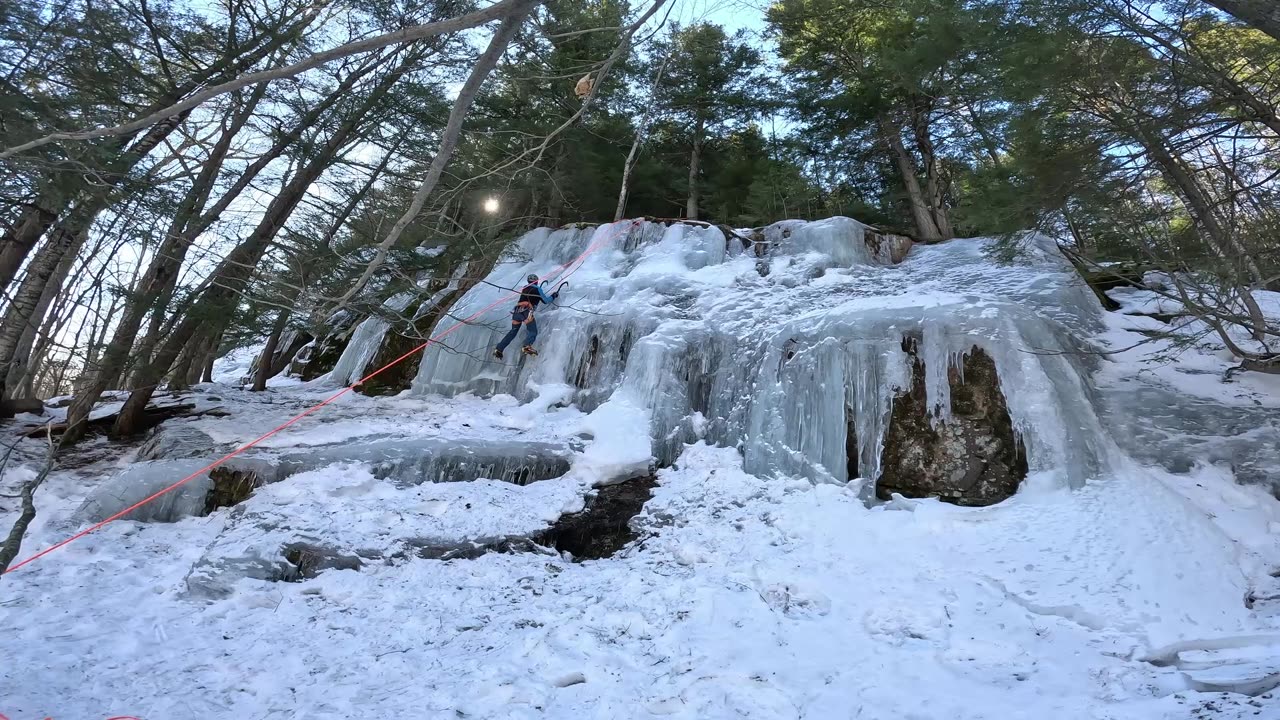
[411,218,1112,494]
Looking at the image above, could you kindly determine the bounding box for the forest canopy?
[1,0,1277,421]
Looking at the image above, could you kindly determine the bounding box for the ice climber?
[494,273,558,359]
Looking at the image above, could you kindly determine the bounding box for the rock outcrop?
[866,230,913,264]
[536,474,657,560]
[877,340,1027,506]
[299,327,354,381]
[0,397,44,418]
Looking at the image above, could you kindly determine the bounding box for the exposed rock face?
[411,474,659,562]
[137,422,224,460]
[0,398,44,418]
[277,543,364,582]
[877,341,1027,506]
[885,234,914,264]
[865,230,913,264]
[250,329,312,383]
[299,328,354,381]
[204,467,262,514]
[536,474,657,560]
[411,475,661,563]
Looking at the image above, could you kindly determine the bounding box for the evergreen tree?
[652,23,770,220]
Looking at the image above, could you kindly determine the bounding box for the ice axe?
[542,279,569,298]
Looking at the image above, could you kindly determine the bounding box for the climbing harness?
[512,300,535,325]
[3,219,642,576]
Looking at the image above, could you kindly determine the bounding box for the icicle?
[413,262,469,321]
[920,319,951,425]
[329,292,415,385]
[848,336,910,488]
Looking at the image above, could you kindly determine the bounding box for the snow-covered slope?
[2,218,1280,720]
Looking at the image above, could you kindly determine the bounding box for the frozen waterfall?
[329,292,415,386]
[410,217,1113,494]
[330,264,471,386]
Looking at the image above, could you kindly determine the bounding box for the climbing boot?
[522,345,539,357]
[493,349,504,360]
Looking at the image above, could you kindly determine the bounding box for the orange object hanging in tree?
[574,73,594,100]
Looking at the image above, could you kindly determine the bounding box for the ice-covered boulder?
[136,421,223,461]
[77,459,214,523]
[77,436,577,525]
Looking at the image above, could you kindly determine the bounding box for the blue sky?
[671,0,772,37]
[666,0,792,131]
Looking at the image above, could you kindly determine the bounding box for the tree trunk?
[1133,119,1263,281]
[113,52,415,437]
[330,0,538,312]
[616,52,671,222]
[615,135,642,221]
[22,283,76,398]
[686,116,705,221]
[910,105,953,241]
[1062,205,1088,255]
[3,233,80,395]
[1203,0,1280,40]
[254,307,294,391]
[0,201,62,295]
[27,228,126,392]
[1130,117,1269,340]
[0,211,91,400]
[201,343,218,384]
[168,337,200,392]
[880,115,944,242]
[184,353,204,388]
[190,332,217,387]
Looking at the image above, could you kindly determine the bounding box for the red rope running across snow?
[3,220,638,576]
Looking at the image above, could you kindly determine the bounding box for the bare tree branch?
[0,0,527,159]
[329,0,542,311]
[0,427,57,574]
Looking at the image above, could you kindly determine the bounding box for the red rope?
[3,220,638,575]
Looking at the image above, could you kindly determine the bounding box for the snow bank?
[209,343,265,385]
[4,440,1278,719]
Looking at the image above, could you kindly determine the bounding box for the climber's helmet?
[527,273,539,284]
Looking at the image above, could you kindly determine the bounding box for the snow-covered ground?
[2,219,1280,719]
[1097,280,1280,488]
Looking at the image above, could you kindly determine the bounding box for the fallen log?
[20,402,219,439]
